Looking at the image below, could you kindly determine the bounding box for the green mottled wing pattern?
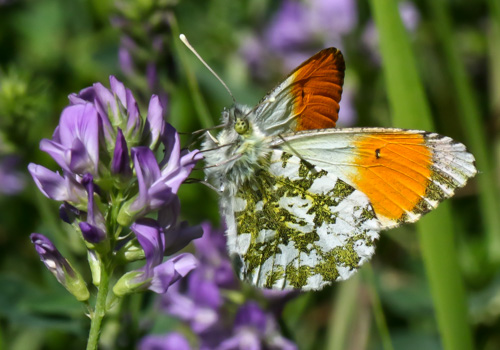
[223,150,381,291]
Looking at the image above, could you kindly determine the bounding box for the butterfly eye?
[234,117,249,135]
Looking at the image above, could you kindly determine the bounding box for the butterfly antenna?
[180,34,236,104]
[191,124,226,135]
[184,178,221,193]
[180,124,226,148]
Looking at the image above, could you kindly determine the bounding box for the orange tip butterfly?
[181,34,477,291]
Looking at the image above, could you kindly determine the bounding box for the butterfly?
[201,47,477,291]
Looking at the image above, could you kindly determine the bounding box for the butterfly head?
[202,103,270,194]
[221,104,255,137]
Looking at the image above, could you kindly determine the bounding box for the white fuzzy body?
[202,104,271,195]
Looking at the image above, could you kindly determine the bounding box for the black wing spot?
[375,148,381,159]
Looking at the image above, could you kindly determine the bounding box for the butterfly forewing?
[223,150,380,291]
[253,48,345,136]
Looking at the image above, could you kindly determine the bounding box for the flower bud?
[30,233,90,301]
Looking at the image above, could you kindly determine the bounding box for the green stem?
[368,1,474,349]
[426,0,500,262]
[363,266,394,350]
[325,274,360,350]
[86,258,110,350]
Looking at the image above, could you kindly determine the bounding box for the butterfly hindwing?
[223,150,380,291]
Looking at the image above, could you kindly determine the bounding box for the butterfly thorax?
[202,104,271,195]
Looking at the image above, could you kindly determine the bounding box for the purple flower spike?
[112,128,132,177]
[40,103,100,176]
[139,332,191,350]
[266,0,308,51]
[119,46,134,76]
[30,233,90,301]
[28,163,86,204]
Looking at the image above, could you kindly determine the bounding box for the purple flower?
[144,95,165,150]
[0,155,26,195]
[28,163,87,205]
[59,203,81,224]
[139,332,191,350]
[308,0,358,41]
[193,223,237,288]
[112,5,171,107]
[162,281,222,335]
[159,201,204,256]
[266,0,308,52]
[79,174,106,243]
[40,103,100,176]
[111,128,132,177]
[117,124,202,225]
[113,218,199,296]
[399,1,421,33]
[160,224,236,334]
[263,0,358,70]
[69,76,150,150]
[217,302,297,350]
[150,224,298,349]
[362,1,421,63]
[30,233,89,301]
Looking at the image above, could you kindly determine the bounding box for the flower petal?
[149,253,197,294]
[111,128,131,177]
[139,333,191,350]
[131,218,165,269]
[144,95,165,149]
[130,147,164,212]
[79,222,106,243]
[28,163,85,202]
[234,302,268,333]
[41,104,100,175]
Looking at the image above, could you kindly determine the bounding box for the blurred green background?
[0,0,498,349]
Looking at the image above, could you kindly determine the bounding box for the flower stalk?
[87,256,111,350]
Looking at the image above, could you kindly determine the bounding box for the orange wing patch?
[290,48,345,131]
[351,133,432,223]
